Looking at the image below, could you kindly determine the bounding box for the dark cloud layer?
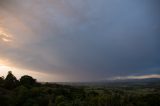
[0,0,160,81]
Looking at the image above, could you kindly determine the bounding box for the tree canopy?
[20,75,36,87]
[0,71,160,106]
[4,71,19,89]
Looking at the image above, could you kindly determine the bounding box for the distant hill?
[110,78,160,83]
[98,78,160,87]
[60,78,160,87]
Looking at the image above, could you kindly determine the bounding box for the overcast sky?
[0,0,160,81]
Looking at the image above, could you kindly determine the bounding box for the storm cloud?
[0,0,160,81]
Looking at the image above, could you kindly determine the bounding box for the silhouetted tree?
[4,71,19,89]
[1,71,160,106]
[0,76,4,86]
[20,75,36,87]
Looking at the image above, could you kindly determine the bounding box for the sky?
[0,0,160,82]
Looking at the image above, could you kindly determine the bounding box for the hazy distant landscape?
[1,0,160,106]
[0,71,160,106]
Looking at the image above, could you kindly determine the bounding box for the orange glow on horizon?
[0,59,62,82]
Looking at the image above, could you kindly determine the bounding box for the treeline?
[0,71,160,106]
[0,71,38,89]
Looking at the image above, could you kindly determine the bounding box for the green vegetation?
[0,71,160,106]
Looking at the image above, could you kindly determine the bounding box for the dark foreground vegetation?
[0,71,160,106]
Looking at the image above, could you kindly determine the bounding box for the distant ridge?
[109,78,160,83]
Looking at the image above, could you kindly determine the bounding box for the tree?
[55,95,65,106]
[0,76,4,86]
[20,75,36,87]
[4,71,19,89]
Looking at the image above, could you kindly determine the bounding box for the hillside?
[0,72,160,106]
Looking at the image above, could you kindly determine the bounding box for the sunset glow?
[0,30,12,43]
[0,1,160,106]
[0,0,159,82]
[0,63,61,82]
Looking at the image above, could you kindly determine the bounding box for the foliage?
[0,76,4,86]
[0,71,160,106]
[20,75,36,88]
[4,71,19,89]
